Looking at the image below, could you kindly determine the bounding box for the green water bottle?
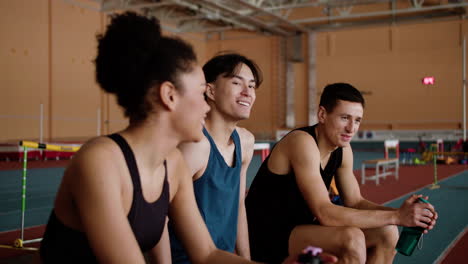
[395,197,429,256]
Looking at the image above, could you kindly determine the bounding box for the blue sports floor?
[387,170,468,264]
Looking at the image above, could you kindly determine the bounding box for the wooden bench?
[361,158,399,185]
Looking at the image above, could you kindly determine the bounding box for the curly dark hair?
[95,12,197,121]
[203,52,263,89]
[319,83,365,112]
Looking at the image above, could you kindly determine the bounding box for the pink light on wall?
[422,76,435,85]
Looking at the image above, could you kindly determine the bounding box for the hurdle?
[361,139,400,185]
[428,150,468,190]
[254,143,270,161]
[361,158,399,185]
[436,139,444,158]
[10,141,80,249]
[428,144,440,190]
[384,139,400,160]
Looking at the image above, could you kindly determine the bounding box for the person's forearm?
[354,198,396,212]
[236,233,250,259]
[236,205,251,259]
[202,249,258,264]
[317,203,399,228]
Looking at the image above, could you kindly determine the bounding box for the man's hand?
[397,194,438,233]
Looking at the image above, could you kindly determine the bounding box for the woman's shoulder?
[71,136,122,162]
[64,136,126,180]
[60,136,128,203]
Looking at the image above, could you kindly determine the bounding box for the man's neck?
[205,111,238,147]
[315,125,338,157]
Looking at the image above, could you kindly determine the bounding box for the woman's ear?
[159,81,178,111]
[205,83,215,101]
[317,106,327,123]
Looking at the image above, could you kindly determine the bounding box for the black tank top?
[40,133,169,263]
[245,125,342,263]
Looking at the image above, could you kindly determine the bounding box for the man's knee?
[365,225,399,263]
[338,227,366,263]
[376,225,399,249]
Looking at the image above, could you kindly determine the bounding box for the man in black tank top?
[246,83,438,264]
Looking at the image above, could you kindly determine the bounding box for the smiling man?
[245,83,438,264]
[169,53,262,263]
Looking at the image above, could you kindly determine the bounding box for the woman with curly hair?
[39,12,254,264]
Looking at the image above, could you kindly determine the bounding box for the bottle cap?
[418,197,429,204]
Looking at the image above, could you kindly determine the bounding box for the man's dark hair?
[319,83,365,112]
[95,12,197,121]
[203,52,263,88]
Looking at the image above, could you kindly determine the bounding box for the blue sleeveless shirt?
[169,127,242,263]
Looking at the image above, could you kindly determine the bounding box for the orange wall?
[0,1,208,142]
[1,1,467,142]
[314,20,465,131]
[0,0,49,142]
[0,0,104,142]
[50,1,102,139]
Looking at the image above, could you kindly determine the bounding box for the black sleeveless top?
[245,125,343,264]
[40,134,169,263]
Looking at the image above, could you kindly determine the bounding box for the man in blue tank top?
[169,53,262,263]
[245,83,439,264]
